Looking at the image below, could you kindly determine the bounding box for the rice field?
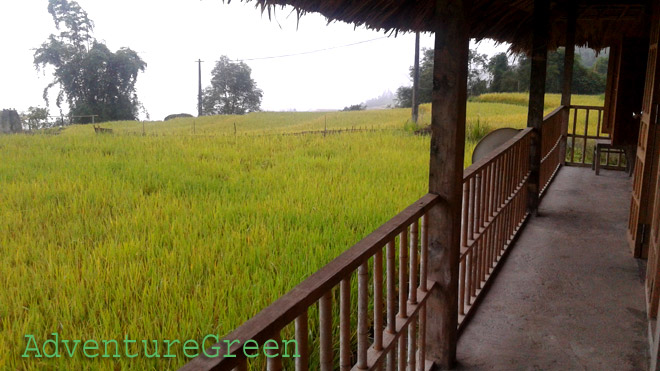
[0,93,604,370]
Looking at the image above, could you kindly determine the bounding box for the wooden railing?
[180,122,540,371]
[458,128,532,327]
[565,105,627,170]
[181,194,439,371]
[540,107,565,196]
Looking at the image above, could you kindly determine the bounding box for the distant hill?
[363,90,395,110]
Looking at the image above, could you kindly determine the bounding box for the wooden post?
[526,0,550,215]
[197,59,203,117]
[412,32,421,124]
[560,5,577,166]
[426,0,469,368]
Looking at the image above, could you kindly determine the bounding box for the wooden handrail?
[568,104,604,110]
[544,105,566,118]
[180,193,440,370]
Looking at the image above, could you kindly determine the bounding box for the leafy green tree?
[592,55,609,76]
[20,107,50,130]
[34,0,146,123]
[396,47,488,107]
[202,56,263,115]
[395,86,413,108]
[487,53,521,92]
[415,48,434,104]
[539,48,607,94]
[486,49,606,95]
[468,49,489,96]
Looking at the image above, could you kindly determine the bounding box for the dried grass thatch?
[239,0,651,53]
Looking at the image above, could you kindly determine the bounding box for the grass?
[0,93,604,370]
[471,92,604,109]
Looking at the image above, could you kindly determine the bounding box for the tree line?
[395,48,609,107]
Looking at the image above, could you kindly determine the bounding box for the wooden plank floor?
[456,167,648,370]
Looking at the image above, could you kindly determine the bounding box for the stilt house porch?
[180,0,660,369]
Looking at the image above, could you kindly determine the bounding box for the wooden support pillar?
[412,32,421,124]
[560,5,576,166]
[527,0,550,215]
[426,0,469,368]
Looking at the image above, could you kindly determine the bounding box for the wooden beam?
[412,32,421,124]
[426,0,469,368]
[560,4,576,166]
[526,0,550,215]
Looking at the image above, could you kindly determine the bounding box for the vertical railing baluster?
[496,156,502,210]
[420,214,428,292]
[386,240,396,332]
[469,176,476,241]
[583,108,589,164]
[295,312,309,371]
[462,182,469,248]
[470,247,477,301]
[386,240,395,370]
[319,292,333,371]
[399,228,408,371]
[408,220,419,371]
[398,332,406,370]
[408,315,418,371]
[267,332,283,371]
[418,305,427,370]
[357,262,369,369]
[409,220,419,304]
[486,161,493,223]
[459,256,466,315]
[374,249,384,352]
[571,107,578,163]
[478,171,485,231]
[399,228,408,318]
[340,277,351,371]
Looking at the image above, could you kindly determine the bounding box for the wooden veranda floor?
[456,166,648,370]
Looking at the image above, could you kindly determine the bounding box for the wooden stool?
[592,139,634,176]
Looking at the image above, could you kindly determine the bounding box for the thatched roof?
[244,0,650,52]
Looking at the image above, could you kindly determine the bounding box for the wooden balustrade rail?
[457,128,533,327]
[566,105,627,170]
[540,106,565,196]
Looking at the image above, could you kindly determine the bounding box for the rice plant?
[0,93,604,370]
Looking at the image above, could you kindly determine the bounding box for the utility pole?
[196,59,203,117]
[411,32,421,124]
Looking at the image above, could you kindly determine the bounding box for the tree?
[395,86,413,108]
[202,56,263,115]
[34,0,146,123]
[342,103,366,111]
[468,49,489,96]
[21,107,50,130]
[396,47,491,107]
[487,53,521,92]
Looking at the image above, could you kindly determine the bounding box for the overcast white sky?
[0,0,510,121]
